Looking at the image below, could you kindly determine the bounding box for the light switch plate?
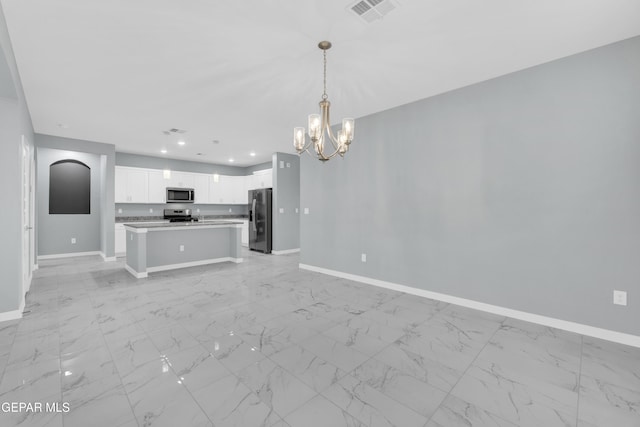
[279,208,284,213]
[279,161,284,168]
[118,208,123,214]
[361,253,367,263]
[295,208,299,213]
[304,208,309,215]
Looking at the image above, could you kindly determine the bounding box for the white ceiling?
[2,0,640,166]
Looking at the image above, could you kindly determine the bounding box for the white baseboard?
[125,264,147,278]
[100,252,116,262]
[272,248,300,255]
[0,309,23,323]
[38,251,101,260]
[146,257,243,274]
[299,263,640,348]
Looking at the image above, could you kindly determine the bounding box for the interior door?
[21,136,34,299]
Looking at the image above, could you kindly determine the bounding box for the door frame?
[20,135,35,306]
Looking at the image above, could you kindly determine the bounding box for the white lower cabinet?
[241,219,248,247]
[115,224,126,255]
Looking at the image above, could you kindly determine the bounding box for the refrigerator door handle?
[251,198,257,232]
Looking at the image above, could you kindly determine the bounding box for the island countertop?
[124,220,242,230]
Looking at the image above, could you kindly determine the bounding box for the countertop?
[123,220,242,229]
[116,215,247,223]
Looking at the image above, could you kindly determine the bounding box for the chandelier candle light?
[293,41,355,161]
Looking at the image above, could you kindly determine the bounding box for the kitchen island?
[124,221,242,278]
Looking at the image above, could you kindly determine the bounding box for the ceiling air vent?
[162,128,187,136]
[348,0,399,23]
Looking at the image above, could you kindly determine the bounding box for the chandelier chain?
[322,49,328,100]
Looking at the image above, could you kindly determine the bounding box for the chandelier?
[293,41,355,162]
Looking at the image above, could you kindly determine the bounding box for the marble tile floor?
[0,251,638,427]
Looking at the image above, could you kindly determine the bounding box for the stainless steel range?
[163,208,198,223]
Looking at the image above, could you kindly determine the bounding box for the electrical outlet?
[118,208,122,214]
[279,208,284,213]
[613,290,627,306]
[196,208,200,213]
[229,208,232,212]
[149,208,153,213]
[179,245,184,252]
[295,208,299,213]
[361,253,367,263]
[304,208,309,215]
[71,238,76,244]
[286,162,291,168]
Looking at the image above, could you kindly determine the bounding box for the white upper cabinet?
[193,174,209,204]
[115,167,269,205]
[247,169,273,190]
[115,167,149,203]
[208,174,247,204]
[168,171,195,189]
[147,170,167,203]
[229,175,247,204]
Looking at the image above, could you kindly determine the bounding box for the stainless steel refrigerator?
[248,188,272,253]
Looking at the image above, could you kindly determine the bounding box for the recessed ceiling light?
[178,140,185,146]
[249,152,256,157]
[228,158,234,163]
[160,149,167,154]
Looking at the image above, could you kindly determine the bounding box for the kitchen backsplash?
[115,203,248,218]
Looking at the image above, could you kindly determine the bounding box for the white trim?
[100,252,116,262]
[38,251,101,260]
[272,248,300,255]
[125,264,147,278]
[18,290,26,315]
[147,257,242,273]
[0,309,22,322]
[299,263,640,348]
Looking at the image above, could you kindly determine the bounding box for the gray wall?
[116,152,255,176]
[300,36,640,336]
[37,148,101,255]
[245,161,272,175]
[0,5,34,313]
[35,134,116,258]
[272,152,300,251]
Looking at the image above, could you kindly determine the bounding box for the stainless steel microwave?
[166,187,195,203]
